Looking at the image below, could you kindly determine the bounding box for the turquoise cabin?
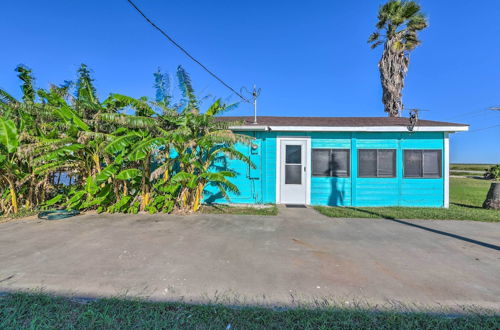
[204,116,468,208]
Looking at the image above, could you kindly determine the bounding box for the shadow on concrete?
[345,208,500,252]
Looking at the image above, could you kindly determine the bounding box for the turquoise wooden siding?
[203,131,278,204]
[259,131,277,203]
[398,132,444,207]
[310,132,352,206]
[352,132,401,207]
[203,131,445,208]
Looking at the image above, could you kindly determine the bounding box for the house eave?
[230,125,469,133]
[230,125,269,131]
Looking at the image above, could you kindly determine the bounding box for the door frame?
[275,136,311,204]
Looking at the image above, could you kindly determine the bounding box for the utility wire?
[126,0,250,103]
[445,109,488,121]
[468,124,500,133]
[446,107,500,121]
[468,107,500,132]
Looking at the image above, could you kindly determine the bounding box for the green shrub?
[484,164,500,180]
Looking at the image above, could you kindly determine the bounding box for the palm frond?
[104,132,142,154]
[209,147,256,169]
[153,68,172,106]
[0,89,18,105]
[126,137,166,161]
[202,130,252,145]
[15,65,36,103]
[75,64,99,106]
[104,93,156,117]
[98,113,157,128]
[176,65,198,112]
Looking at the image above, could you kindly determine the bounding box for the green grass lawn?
[1,292,498,329]
[449,163,494,178]
[201,204,279,216]
[450,172,483,178]
[450,164,493,171]
[315,178,499,222]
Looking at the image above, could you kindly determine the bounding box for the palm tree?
[368,0,428,117]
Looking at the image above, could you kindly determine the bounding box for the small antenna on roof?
[407,108,430,131]
[241,85,261,124]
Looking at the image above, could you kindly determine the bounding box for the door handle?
[303,166,306,172]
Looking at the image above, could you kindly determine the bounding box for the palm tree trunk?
[483,182,500,210]
[379,37,409,117]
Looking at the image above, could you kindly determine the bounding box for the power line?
[468,124,500,133]
[446,107,500,121]
[126,0,250,103]
[445,109,488,121]
[468,107,500,132]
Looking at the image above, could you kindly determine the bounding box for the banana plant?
[0,118,21,214]
[0,64,253,216]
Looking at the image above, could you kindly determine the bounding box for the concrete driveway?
[0,207,499,310]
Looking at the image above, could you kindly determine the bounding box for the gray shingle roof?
[216,116,468,127]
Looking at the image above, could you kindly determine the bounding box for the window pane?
[377,150,395,177]
[404,150,422,177]
[285,165,302,184]
[332,149,349,177]
[423,150,441,178]
[285,145,301,164]
[312,149,330,176]
[358,150,377,177]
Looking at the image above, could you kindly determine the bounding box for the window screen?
[285,165,302,184]
[312,149,330,176]
[377,150,395,177]
[423,150,441,177]
[285,145,301,164]
[358,149,377,177]
[404,150,442,178]
[332,149,349,177]
[404,150,422,177]
[358,149,396,178]
[312,149,350,177]
[285,145,302,184]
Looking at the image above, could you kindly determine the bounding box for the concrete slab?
[0,208,499,310]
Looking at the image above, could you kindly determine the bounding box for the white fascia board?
[266,126,469,132]
[229,125,469,132]
[230,125,269,131]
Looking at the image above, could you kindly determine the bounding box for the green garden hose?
[38,209,80,220]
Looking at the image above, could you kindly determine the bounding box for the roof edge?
[230,125,469,132]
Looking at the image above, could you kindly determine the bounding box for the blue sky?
[1,0,499,163]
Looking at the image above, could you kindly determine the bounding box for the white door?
[280,140,307,204]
